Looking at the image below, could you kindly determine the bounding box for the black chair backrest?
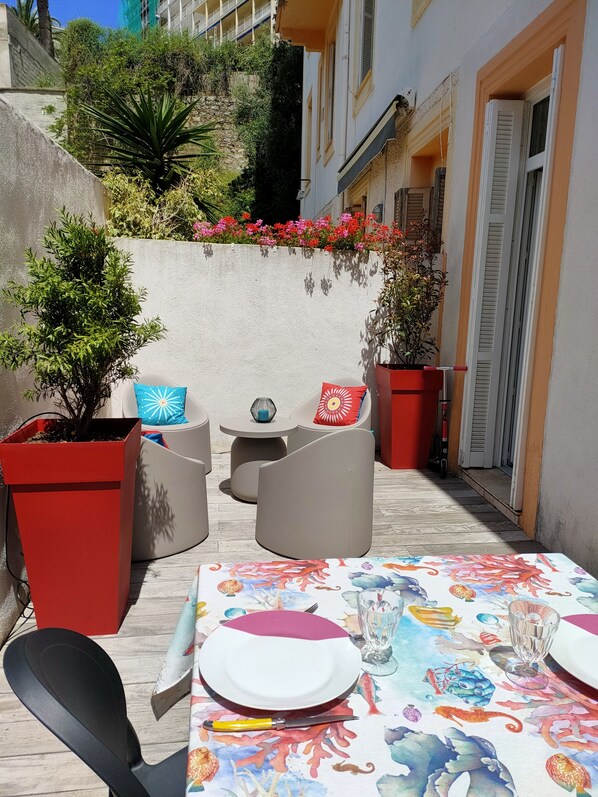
[4,628,150,797]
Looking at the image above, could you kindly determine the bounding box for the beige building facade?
[157,0,276,42]
[278,0,598,575]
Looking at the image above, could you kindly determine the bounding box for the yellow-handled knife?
[204,714,358,732]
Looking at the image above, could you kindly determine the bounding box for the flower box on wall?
[0,417,141,635]
[376,364,443,469]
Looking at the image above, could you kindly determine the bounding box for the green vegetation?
[370,222,447,366]
[11,0,38,35]
[54,22,303,232]
[82,89,217,197]
[0,212,165,441]
[10,0,59,54]
[104,170,233,240]
[54,22,269,164]
[232,35,302,224]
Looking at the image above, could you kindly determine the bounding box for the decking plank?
[0,453,533,795]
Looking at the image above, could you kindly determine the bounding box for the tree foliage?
[232,34,303,224]
[0,212,165,441]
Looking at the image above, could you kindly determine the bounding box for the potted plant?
[371,221,447,469]
[0,211,165,634]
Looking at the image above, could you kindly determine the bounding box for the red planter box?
[0,417,141,635]
[376,364,443,469]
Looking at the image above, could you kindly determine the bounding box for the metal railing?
[194,0,260,36]
[221,3,270,40]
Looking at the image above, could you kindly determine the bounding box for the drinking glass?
[357,589,404,676]
[506,599,560,689]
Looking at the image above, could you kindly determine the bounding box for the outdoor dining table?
[154,553,598,796]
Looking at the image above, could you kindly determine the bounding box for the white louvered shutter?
[360,0,375,83]
[460,99,525,468]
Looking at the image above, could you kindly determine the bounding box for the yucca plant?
[82,89,218,196]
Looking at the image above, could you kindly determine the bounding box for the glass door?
[499,96,549,474]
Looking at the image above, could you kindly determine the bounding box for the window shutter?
[360,0,375,82]
[430,166,446,240]
[460,99,525,468]
[394,186,432,238]
[394,188,406,226]
[326,41,336,144]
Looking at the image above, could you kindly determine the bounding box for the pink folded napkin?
[563,614,598,635]
[224,610,348,640]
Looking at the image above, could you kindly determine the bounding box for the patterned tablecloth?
[156,554,598,796]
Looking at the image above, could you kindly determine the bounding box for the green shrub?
[104,170,230,240]
[0,211,165,440]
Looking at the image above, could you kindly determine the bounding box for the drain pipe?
[340,0,352,215]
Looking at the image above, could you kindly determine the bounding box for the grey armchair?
[122,373,212,472]
[133,437,209,561]
[287,376,372,453]
[255,428,374,559]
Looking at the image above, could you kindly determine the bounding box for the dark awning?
[337,95,403,194]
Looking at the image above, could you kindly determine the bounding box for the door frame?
[449,0,586,537]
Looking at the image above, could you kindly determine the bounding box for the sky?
[50,0,121,28]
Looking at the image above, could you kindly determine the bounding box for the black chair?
[3,628,187,797]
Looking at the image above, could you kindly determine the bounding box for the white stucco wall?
[0,96,106,645]
[300,0,553,220]
[110,240,382,450]
[0,87,65,137]
[299,0,557,375]
[536,0,598,576]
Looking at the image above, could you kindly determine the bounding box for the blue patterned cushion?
[134,384,188,426]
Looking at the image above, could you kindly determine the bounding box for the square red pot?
[0,418,141,635]
[376,364,443,469]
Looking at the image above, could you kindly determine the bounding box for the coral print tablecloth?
[156,554,598,796]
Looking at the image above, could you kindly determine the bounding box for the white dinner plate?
[550,615,598,690]
[198,610,361,710]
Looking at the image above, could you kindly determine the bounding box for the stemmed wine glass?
[357,589,404,676]
[506,599,560,689]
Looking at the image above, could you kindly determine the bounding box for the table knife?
[203,714,358,732]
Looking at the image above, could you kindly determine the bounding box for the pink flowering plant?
[193,211,401,252]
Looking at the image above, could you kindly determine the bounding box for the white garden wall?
[111,240,382,451]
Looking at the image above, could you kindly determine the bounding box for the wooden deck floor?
[0,454,545,797]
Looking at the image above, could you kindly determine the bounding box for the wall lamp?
[372,203,384,223]
[296,179,311,201]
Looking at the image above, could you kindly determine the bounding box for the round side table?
[219,416,298,502]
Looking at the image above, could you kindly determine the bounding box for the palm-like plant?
[82,89,218,196]
[11,0,38,35]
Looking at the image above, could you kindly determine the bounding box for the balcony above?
[275,0,335,51]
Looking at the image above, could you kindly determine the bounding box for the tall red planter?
[0,417,141,635]
[376,364,443,469]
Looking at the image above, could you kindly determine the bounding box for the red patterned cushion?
[313,382,367,426]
